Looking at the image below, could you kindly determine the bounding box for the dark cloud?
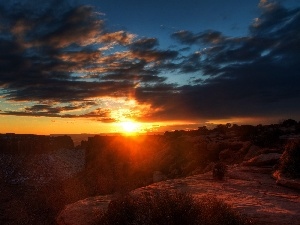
[0,0,300,123]
[135,0,300,122]
[171,30,225,45]
[78,108,114,120]
[24,103,95,114]
[250,0,296,35]
[129,38,159,51]
[100,61,166,83]
[179,52,202,73]
[1,103,114,121]
[0,0,175,116]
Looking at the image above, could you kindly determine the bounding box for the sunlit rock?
[273,171,300,190]
[242,153,281,167]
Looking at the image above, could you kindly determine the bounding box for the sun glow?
[120,121,140,133]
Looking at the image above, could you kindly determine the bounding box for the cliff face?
[57,165,300,225]
[82,134,284,195]
[0,148,85,186]
[0,134,74,154]
[0,134,82,186]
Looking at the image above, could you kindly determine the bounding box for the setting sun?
[120,121,140,133]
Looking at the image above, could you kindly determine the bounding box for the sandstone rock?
[202,162,215,173]
[182,160,199,175]
[153,171,167,183]
[239,141,252,154]
[168,167,182,178]
[235,142,250,161]
[273,171,300,190]
[56,195,111,225]
[242,153,281,167]
[0,149,85,186]
[191,167,203,175]
[219,149,235,163]
[243,145,262,161]
[261,148,283,154]
[57,166,300,225]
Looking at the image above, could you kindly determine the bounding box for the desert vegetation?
[96,190,254,225]
[278,140,300,178]
[212,162,227,180]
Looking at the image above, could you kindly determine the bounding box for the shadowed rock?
[242,153,281,167]
[243,145,262,161]
[56,195,111,225]
[153,171,168,183]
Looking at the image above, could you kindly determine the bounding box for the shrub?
[279,140,300,178]
[213,162,227,180]
[96,190,254,225]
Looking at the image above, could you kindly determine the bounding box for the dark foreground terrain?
[1,119,300,224]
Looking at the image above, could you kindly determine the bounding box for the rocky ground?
[1,136,299,225]
[57,165,300,225]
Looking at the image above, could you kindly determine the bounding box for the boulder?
[242,153,281,167]
[56,195,111,225]
[153,171,167,183]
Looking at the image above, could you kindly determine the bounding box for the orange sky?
[0,115,202,135]
[0,114,279,135]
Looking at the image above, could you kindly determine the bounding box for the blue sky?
[91,0,256,36]
[89,0,299,37]
[0,0,300,134]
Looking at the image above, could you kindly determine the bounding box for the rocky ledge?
[57,165,300,225]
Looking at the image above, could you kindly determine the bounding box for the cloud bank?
[0,0,299,123]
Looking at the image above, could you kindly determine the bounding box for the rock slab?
[56,195,111,225]
[242,153,281,166]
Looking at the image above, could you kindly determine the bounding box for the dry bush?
[96,190,254,225]
[279,140,300,178]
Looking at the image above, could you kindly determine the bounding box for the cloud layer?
[137,0,300,121]
[0,0,300,123]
